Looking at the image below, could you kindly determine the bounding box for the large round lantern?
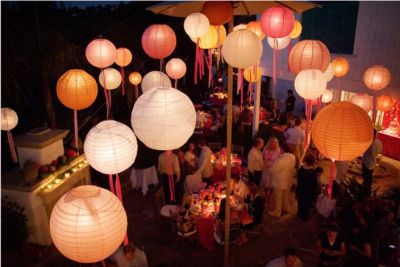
[131,87,196,151]
[290,20,302,39]
[129,72,142,86]
[321,89,334,103]
[184,13,210,39]
[50,185,127,263]
[99,68,122,90]
[322,63,334,82]
[260,7,295,38]
[294,69,327,100]
[331,57,349,78]
[247,21,265,40]
[267,35,291,50]
[201,1,233,25]
[57,69,98,110]
[85,38,117,69]
[244,66,262,82]
[142,24,176,60]
[377,95,396,112]
[214,25,227,47]
[222,30,263,69]
[115,48,132,67]
[233,24,247,31]
[166,58,187,80]
[84,120,138,175]
[350,93,373,113]
[192,25,218,49]
[363,65,391,91]
[1,108,18,131]
[288,40,331,74]
[141,71,172,93]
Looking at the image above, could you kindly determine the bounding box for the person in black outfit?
[244,182,264,230]
[296,155,319,221]
[316,222,346,267]
[285,90,296,120]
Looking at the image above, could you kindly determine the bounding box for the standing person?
[247,138,265,186]
[184,142,197,173]
[361,128,382,197]
[285,90,296,120]
[296,155,319,221]
[265,247,303,267]
[195,139,213,185]
[284,117,304,169]
[158,151,180,204]
[316,222,346,267]
[111,242,148,267]
[261,137,282,205]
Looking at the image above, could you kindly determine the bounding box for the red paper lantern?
[260,7,295,38]
[288,40,331,74]
[142,24,176,60]
[201,1,233,26]
[377,95,396,112]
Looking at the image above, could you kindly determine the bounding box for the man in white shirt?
[284,117,304,169]
[196,139,213,185]
[265,247,303,267]
[158,151,180,204]
[247,138,265,186]
[362,128,382,197]
[111,242,148,267]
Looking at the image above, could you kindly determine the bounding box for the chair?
[208,142,222,152]
[214,221,241,245]
[232,144,244,157]
[296,247,319,267]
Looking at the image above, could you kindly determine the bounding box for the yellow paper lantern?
[363,65,391,91]
[331,57,350,77]
[191,25,218,49]
[321,89,334,103]
[267,35,291,50]
[377,95,396,112]
[99,68,122,90]
[350,93,373,113]
[184,12,210,39]
[1,108,18,131]
[115,47,132,67]
[166,58,187,80]
[214,25,227,48]
[141,71,172,93]
[50,185,127,263]
[322,63,334,82]
[311,101,373,161]
[57,69,98,110]
[246,21,265,40]
[85,38,117,69]
[244,66,261,82]
[294,69,327,100]
[290,20,302,39]
[129,72,142,86]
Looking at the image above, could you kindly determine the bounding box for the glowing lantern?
[84,120,138,175]
[244,66,262,82]
[131,87,196,150]
[233,24,247,31]
[85,38,117,69]
[290,20,302,39]
[331,57,349,78]
[322,63,334,82]
[377,95,396,112]
[350,93,373,113]
[201,1,233,25]
[267,35,291,50]
[166,58,187,80]
[260,7,295,38]
[294,69,327,100]
[214,25,227,47]
[363,65,391,91]
[288,40,331,74]
[142,24,176,60]
[1,108,18,131]
[191,25,218,49]
[129,72,142,86]
[99,68,122,90]
[50,185,127,263]
[184,13,210,39]
[247,21,265,40]
[115,48,132,67]
[321,89,334,103]
[141,71,172,93]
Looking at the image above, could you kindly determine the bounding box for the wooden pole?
[252,77,262,138]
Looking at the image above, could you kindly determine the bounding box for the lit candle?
[47,184,53,190]
[64,172,71,178]
[71,168,77,173]
[55,178,61,184]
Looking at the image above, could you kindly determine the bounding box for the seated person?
[244,182,264,229]
[316,222,346,267]
[214,198,241,245]
[111,242,148,267]
[176,193,197,234]
[265,247,303,267]
[231,173,249,199]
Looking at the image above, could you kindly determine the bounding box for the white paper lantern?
[350,93,373,113]
[131,87,196,150]
[222,30,263,69]
[166,58,187,80]
[84,120,137,175]
[321,89,334,103]
[50,185,127,263]
[233,24,247,31]
[1,108,18,131]
[294,69,327,100]
[267,35,291,50]
[141,71,172,93]
[184,12,210,39]
[99,68,122,90]
[322,63,334,82]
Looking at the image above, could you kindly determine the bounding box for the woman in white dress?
[184,142,197,173]
[261,137,282,207]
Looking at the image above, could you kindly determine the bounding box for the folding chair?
[208,142,222,152]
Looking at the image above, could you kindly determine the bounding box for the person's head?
[182,193,194,209]
[247,182,258,196]
[304,154,315,166]
[188,142,195,152]
[326,221,340,238]
[287,90,293,96]
[123,242,136,261]
[254,138,264,149]
[294,117,302,126]
[266,137,280,151]
[284,247,298,267]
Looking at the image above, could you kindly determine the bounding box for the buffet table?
[377,131,400,161]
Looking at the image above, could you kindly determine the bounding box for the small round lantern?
[363,65,391,91]
[350,93,373,113]
[290,20,302,39]
[129,72,142,86]
[99,68,122,90]
[260,6,295,38]
[267,35,291,50]
[115,48,132,67]
[294,69,327,100]
[214,25,227,47]
[377,95,396,112]
[84,120,138,175]
[322,63,334,82]
[331,57,350,78]
[85,38,117,69]
[141,71,172,93]
[131,87,196,150]
[142,24,176,60]
[1,107,18,131]
[166,58,187,80]
[247,21,265,40]
[201,1,233,25]
[288,40,331,74]
[184,13,210,39]
[50,185,127,263]
[244,66,261,82]
[321,89,334,103]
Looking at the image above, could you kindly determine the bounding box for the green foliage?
[1,196,28,250]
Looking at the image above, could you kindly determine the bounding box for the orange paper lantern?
[214,25,227,47]
[288,40,331,74]
[191,25,218,49]
[201,1,233,26]
[142,24,176,60]
[363,65,391,91]
[246,21,265,40]
[377,95,396,112]
[331,57,349,77]
[115,47,132,67]
[129,72,142,86]
[85,38,117,69]
[57,69,98,110]
[350,93,373,113]
[244,66,261,82]
[290,20,302,39]
[260,7,295,38]
[311,101,373,161]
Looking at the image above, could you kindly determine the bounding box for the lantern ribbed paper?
[222,30,263,69]
[377,95,396,112]
[115,48,132,67]
[267,35,291,50]
[331,57,349,77]
[99,68,122,90]
[363,65,391,91]
[201,1,232,26]
[290,20,302,39]
[321,89,334,103]
[233,24,247,31]
[311,101,373,161]
[322,63,334,82]
[142,24,176,60]
[84,120,138,175]
[1,108,18,131]
[57,69,98,110]
[214,25,227,47]
[244,67,261,82]
[191,25,218,49]
[247,21,265,40]
[85,38,117,69]
[131,87,196,150]
[260,7,295,38]
[166,58,187,80]
[129,72,142,86]
[184,13,210,39]
[294,69,327,100]
[350,93,373,113]
[288,40,331,74]
[50,185,127,263]
[141,71,172,93]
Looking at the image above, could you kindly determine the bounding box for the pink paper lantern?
[85,38,117,69]
[288,40,331,74]
[363,65,391,91]
[142,24,176,60]
[350,93,373,113]
[166,58,187,80]
[260,7,295,38]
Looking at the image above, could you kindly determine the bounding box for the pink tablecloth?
[377,132,400,160]
[197,217,216,251]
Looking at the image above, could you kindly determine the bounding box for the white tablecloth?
[130,166,158,195]
[160,205,178,217]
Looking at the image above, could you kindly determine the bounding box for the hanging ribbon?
[200,48,205,78]
[165,150,176,202]
[372,92,377,125]
[102,260,106,267]
[114,173,129,246]
[159,58,164,72]
[335,78,342,103]
[120,67,125,96]
[216,48,220,69]
[194,39,199,84]
[272,39,278,84]
[287,40,292,72]
[134,85,139,100]
[237,69,244,111]
[304,99,312,149]
[101,68,110,119]
[7,131,17,163]
[73,110,79,156]
[174,79,178,89]
[207,49,213,88]
[108,174,115,194]
[328,160,336,198]
[108,90,112,117]
[317,96,322,113]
